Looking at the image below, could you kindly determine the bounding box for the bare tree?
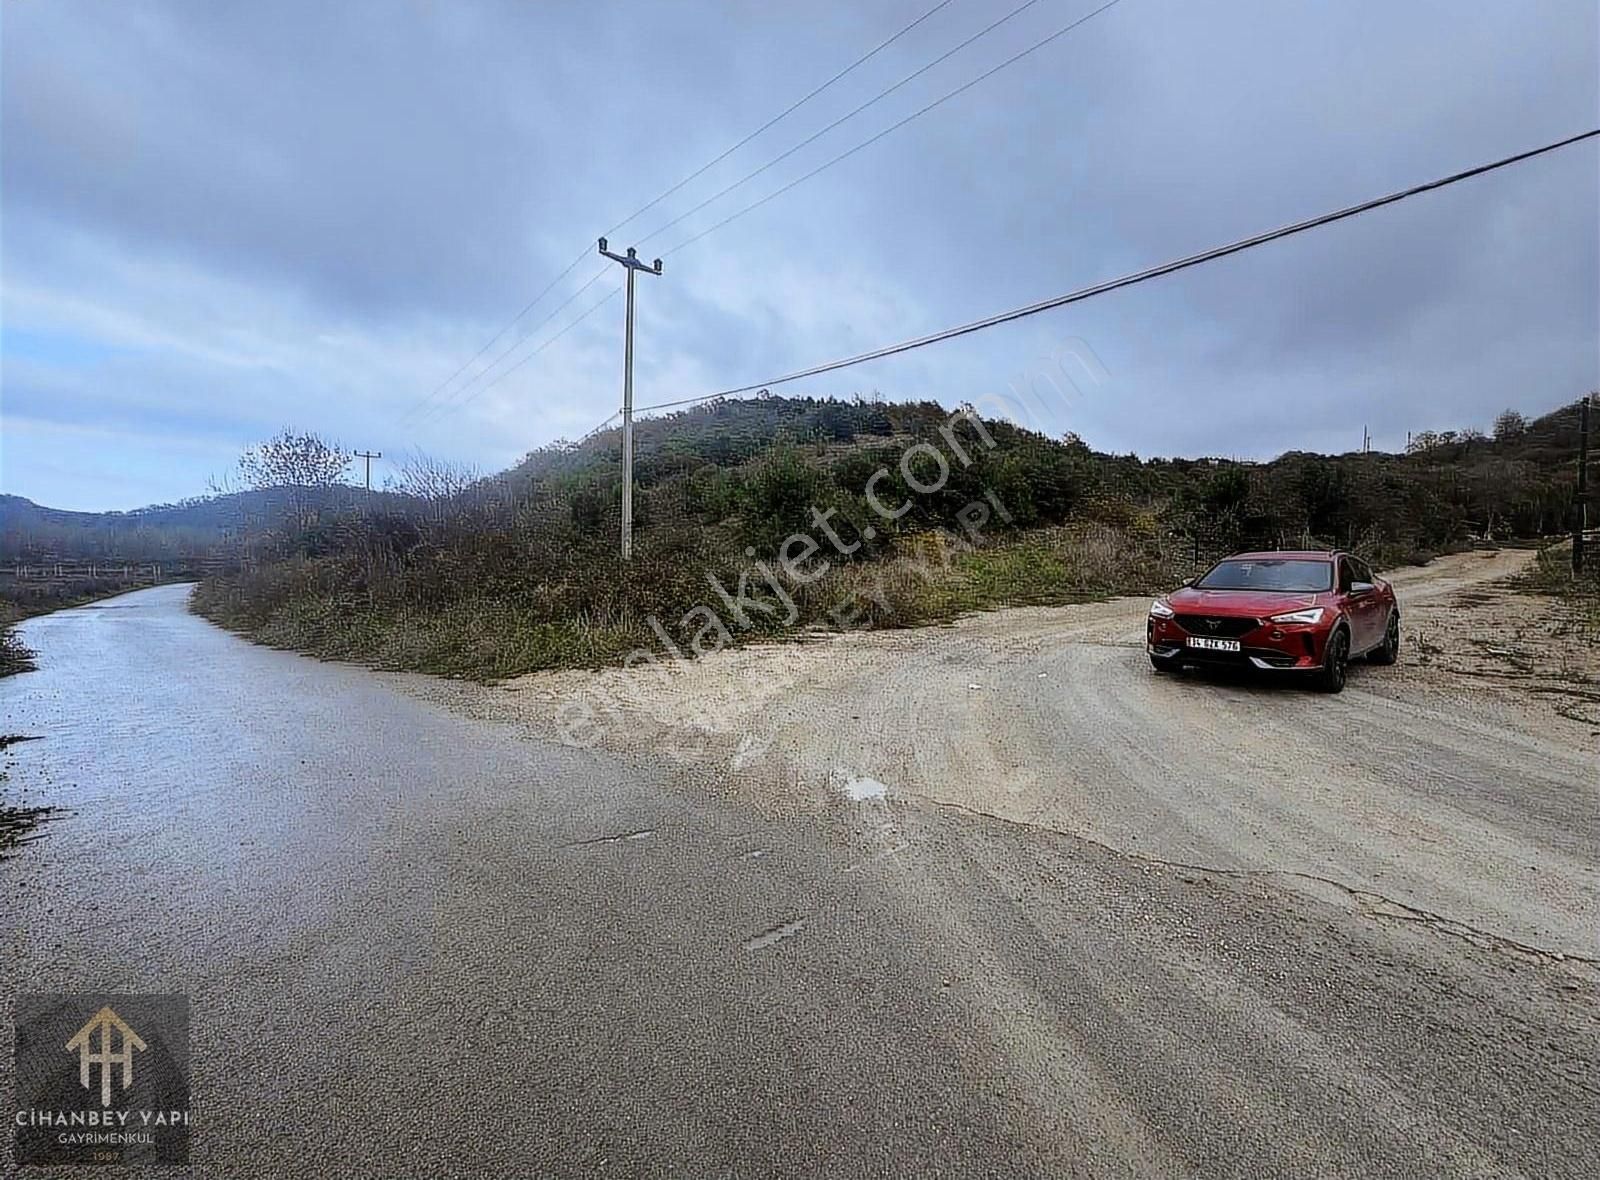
[386,450,480,504]
[1492,408,1529,441]
[237,429,351,527]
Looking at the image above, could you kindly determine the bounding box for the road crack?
[566,828,656,846]
[926,799,1598,973]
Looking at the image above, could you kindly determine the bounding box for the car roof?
[1223,550,1338,561]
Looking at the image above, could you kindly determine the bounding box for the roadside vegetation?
[179,394,1591,681]
[1514,542,1600,649]
[6,395,1590,681]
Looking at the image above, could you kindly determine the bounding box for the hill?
[169,391,1591,681]
[0,486,394,562]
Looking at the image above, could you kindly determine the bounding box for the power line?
[407,0,960,427]
[659,0,1126,259]
[397,244,591,425]
[438,0,1120,433]
[603,0,962,242]
[430,282,625,420]
[577,411,620,443]
[630,129,1599,415]
[635,0,1062,249]
[414,268,610,425]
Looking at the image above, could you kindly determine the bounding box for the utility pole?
[1575,393,1592,575]
[355,450,382,492]
[597,237,663,560]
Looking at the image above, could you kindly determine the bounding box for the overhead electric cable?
[406,0,961,424]
[415,268,609,424]
[657,0,1125,259]
[603,0,963,241]
[628,129,1599,415]
[431,283,625,420]
[398,245,592,424]
[635,0,1068,249]
[448,0,1114,434]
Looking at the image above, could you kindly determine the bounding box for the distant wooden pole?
[355,450,382,492]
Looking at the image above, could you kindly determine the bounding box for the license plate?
[1186,636,1241,652]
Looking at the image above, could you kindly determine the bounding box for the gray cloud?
[3,0,1595,509]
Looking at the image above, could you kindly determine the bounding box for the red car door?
[1341,556,1382,650]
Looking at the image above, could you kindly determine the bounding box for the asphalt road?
[2,584,1596,1178]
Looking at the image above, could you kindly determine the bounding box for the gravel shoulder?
[414,548,1600,959]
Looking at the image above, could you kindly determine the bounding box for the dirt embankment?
[403,548,1599,958]
[1389,552,1600,729]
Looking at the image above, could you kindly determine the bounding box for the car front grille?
[1172,614,1260,638]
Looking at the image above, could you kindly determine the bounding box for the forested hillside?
[168,392,1591,680]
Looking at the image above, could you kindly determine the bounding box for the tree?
[1492,408,1528,441]
[386,450,481,525]
[1407,431,1441,454]
[237,429,351,528]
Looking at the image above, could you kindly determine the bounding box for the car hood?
[1166,588,1327,616]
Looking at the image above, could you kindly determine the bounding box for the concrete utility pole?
[597,238,663,560]
[1575,394,1592,575]
[355,450,382,492]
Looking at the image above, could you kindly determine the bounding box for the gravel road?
[2,572,1596,1178]
[480,548,1598,957]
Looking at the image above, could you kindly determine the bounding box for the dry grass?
[1513,544,1600,640]
[194,523,1190,681]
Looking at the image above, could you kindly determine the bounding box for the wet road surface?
[2,585,1596,1177]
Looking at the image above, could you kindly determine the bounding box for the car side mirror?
[1349,581,1375,595]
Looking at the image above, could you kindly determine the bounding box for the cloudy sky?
[3,0,1596,511]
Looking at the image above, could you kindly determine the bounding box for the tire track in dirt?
[417,548,1598,957]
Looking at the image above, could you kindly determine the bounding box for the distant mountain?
[0,486,391,560]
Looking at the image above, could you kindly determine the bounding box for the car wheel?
[1150,655,1171,674]
[1368,611,1400,665]
[1315,627,1349,693]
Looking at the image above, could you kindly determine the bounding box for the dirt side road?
[449,548,1599,959]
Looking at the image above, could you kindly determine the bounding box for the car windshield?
[1195,558,1333,592]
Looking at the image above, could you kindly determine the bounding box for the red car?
[1146,550,1400,693]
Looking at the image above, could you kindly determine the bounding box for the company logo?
[13,993,190,1167]
[65,1007,147,1108]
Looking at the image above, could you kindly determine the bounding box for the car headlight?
[1269,607,1325,625]
[1150,599,1175,618]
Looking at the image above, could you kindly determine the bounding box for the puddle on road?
[742,919,805,952]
